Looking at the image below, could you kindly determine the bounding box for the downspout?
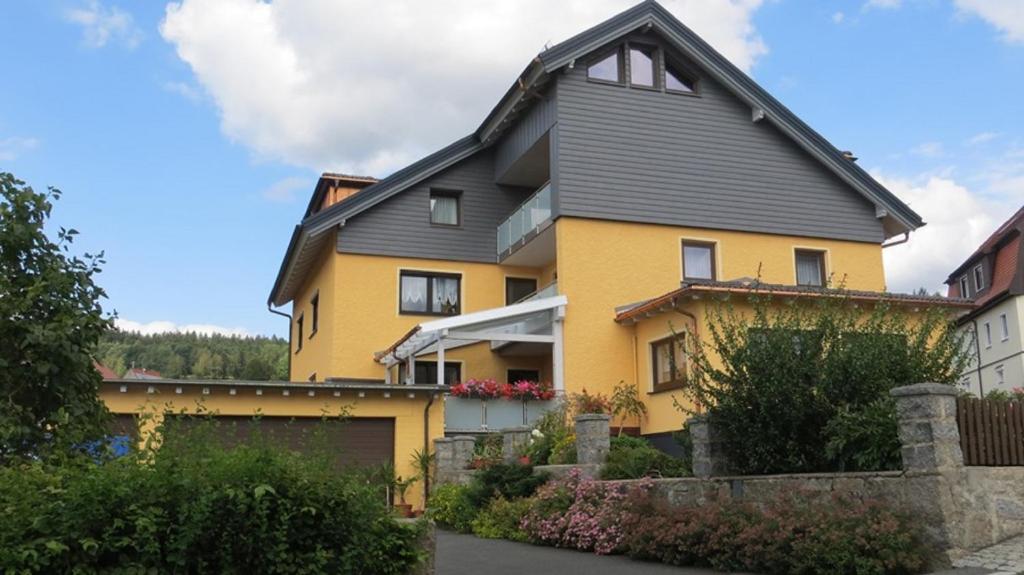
[268,304,293,381]
[971,318,984,397]
[881,232,910,249]
[422,392,436,504]
[675,306,702,414]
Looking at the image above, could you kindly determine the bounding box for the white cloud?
[116,318,252,337]
[64,1,143,49]
[955,0,1024,44]
[864,0,902,9]
[261,176,313,203]
[0,136,39,161]
[832,12,846,24]
[966,131,999,146]
[911,141,945,158]
[160,0,768,175]
[880,173,1017,294]
[162,80,203,103]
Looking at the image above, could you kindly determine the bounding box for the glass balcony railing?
[497,182,551,256]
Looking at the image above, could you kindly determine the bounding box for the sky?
[1,0,1022,338]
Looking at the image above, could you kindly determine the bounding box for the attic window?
[587,48,623,83]
[629,44,657,88]
[973,264,985,291]
[665,60,696,93]
[959,276,970,298]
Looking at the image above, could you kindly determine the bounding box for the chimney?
[319,174,378,211]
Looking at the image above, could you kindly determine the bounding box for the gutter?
[267,303,293,380]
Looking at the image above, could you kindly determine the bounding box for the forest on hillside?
[96,330,289,381]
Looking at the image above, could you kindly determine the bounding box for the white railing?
[497,182,551,256]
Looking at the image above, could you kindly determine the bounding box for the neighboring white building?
[947,206,1024,396]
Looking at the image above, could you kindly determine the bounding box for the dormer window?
[666,60,697,94]
[587,47,623,83]
[959,276,970,298]
[973,264,985,291]
[629,44,657,88]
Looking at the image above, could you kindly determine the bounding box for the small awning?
[376,295,567,365]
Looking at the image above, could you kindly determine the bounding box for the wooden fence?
[956,397,1024,466]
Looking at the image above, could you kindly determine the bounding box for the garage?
[162,415,395,470]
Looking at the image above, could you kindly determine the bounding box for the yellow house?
[101,1,966,507]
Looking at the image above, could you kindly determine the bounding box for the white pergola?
[376,295,567,391]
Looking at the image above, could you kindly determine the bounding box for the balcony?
[497,182,552,262]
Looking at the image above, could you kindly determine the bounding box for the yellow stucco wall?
[554,217,887,435]
[100,382,442,510]
[291,236,337,382]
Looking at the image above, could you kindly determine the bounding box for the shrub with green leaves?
[470,495,531,541]
[428,483,477,533]
[465,462,548,510]
[682,292,968,474]
[0,419,425,574]
[600,436,687,480]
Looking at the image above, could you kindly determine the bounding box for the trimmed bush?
[428,483,477,533]
[464,462,547,510]
[470,496,531,542]
[600,436,687,480]
[0,429,424,574]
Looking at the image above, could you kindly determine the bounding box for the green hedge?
[0,423,424,574]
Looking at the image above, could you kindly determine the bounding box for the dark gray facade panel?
[494,89,557,180]
[338,149,531,262]
[554,50,885,244]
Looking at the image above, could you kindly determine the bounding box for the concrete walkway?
[436,530,749,575]
[952,535,1024,574]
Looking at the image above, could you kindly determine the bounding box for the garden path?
[952,535,1024,574]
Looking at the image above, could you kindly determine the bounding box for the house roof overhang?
[614,278,975,325]
[269,0,926,308]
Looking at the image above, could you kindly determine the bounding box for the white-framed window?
[995,364,1005,386]
[984,322,992,348]
[959,276,970,298]
[974,264,985,291]
[1000,314,1010,342]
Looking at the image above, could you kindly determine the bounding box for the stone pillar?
[434,436,476,486]
[688,415,729,478]
[502,426,531,463]
[891,383,964,472]
[575,414,611,465]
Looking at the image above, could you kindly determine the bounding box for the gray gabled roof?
[269,0,924,307]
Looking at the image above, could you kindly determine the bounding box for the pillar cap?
[575,413,611,422]
[890,383,958,398]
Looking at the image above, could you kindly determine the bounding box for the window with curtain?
[430,190,460,226]
[399,271,461,315]
[795,250,826,287]
[682,241,715,281]
[651,334,686,392]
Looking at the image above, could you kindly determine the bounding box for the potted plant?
[393,475,417,518]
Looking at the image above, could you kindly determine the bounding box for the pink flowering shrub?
[502,380,555,401]
[449,379,503,400]
[520,470,652,555]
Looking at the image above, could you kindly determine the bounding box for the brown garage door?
[163,415,395,469]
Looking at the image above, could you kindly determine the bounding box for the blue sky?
[1,0,1021,338]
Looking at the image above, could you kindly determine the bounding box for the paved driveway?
[436,530,738,575]
[436,530,995,575]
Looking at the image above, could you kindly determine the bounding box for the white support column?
[436,332,446,387]
[552,306,565,393]
[406,355,415,385]
[383,360,393,385]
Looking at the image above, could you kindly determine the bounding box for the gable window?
[959,276,970,298]
[508,369,541,384]
[629,44,657,88]
[682,241,716,281]
[430,190,460,226]
[505,277,538,305]
[665,59,696,93]
[795,250,826,287]
[399,361,461,385]
[1000,314,1010,342]
[973,264,985,291]
[295,313,304,353]
[309,291,319,337]
[587,47,623,83]
[400,270,461,316]
[651,334,686,392]
[984,322,992,348]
